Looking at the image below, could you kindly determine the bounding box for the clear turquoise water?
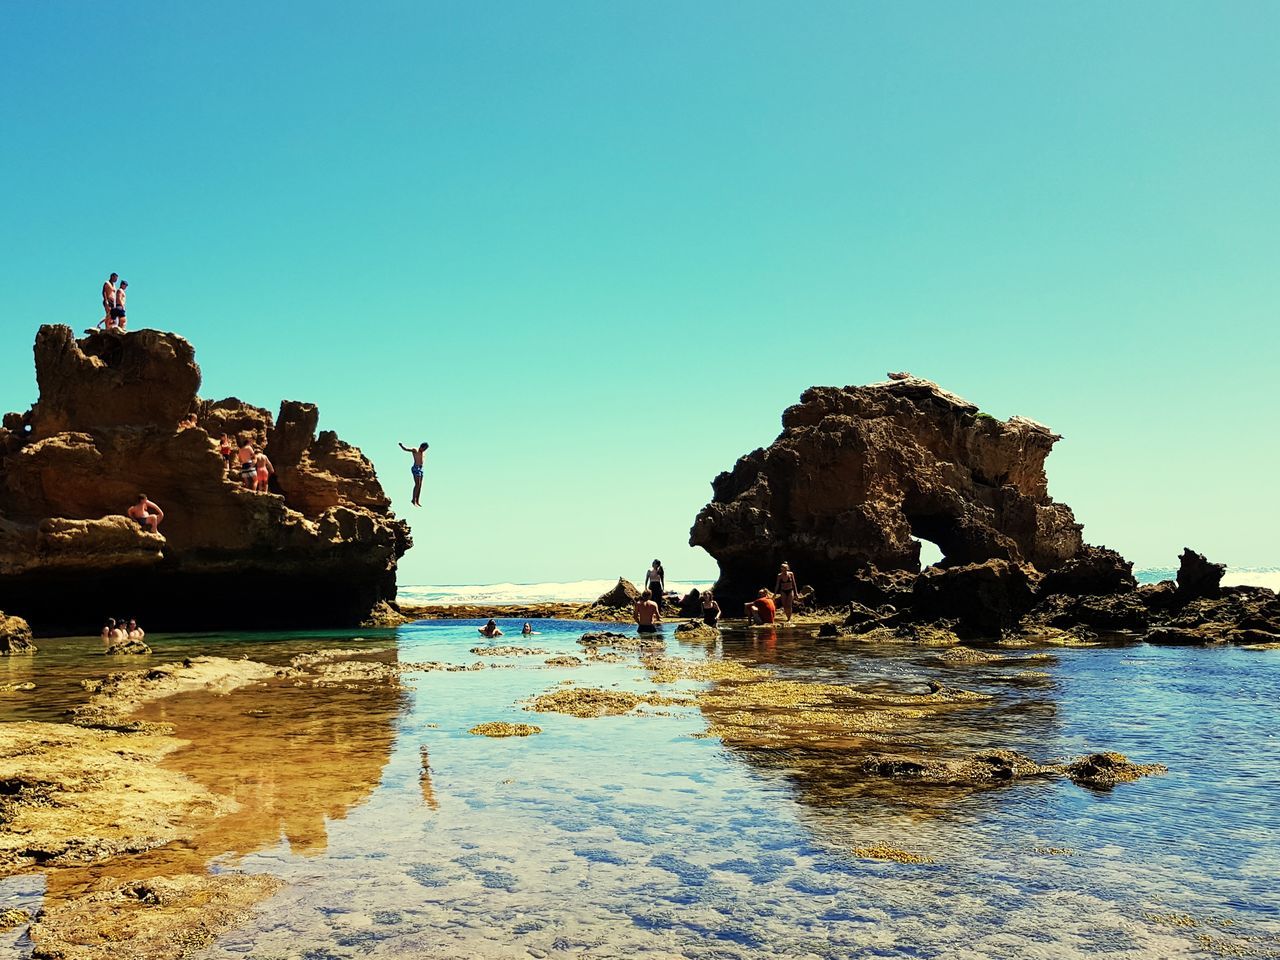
[2,619,1279,958]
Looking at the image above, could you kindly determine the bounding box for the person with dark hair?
[126,618,145,641]
[775,561,799,622]
[478,618,503,638]
[219,434,235,474]
[634,589,662,634]
[113,280,128,331]
[398,441,430,507]
[644,559,665,612]
[100,273,119,330]
[101,618,119,643]
[701,590,721,627]
[744,589,776,625]
[237,437,257,489]
[126,494,164,533]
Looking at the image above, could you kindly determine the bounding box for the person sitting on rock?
[253,450,275,493]
[775,562,799,622]
[127,619,145,641]
[701,590,721,627]
[634,590,662,634]
[744,589,776,625]
[126,493,164,533]
[478,619,503,638]
[237,437,257,489]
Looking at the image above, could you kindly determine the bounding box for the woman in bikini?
[253,451,275,493]
[775,562,799,622]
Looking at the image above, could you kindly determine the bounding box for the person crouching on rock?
[478,619,503,638]
[635,590,662,634]
[744,589,776,625]
[701,590,721,627]
[127,493,164,533]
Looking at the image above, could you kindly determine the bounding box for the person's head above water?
[486,618,496,626]
[105,618,116,628]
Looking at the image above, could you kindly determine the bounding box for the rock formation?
[691,375,1277,644]
[691,375,1091,608]
[0,326,410,632]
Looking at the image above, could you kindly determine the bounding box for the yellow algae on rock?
[524,686,689,718]
[851,846,936,864]
[468,722,542,737]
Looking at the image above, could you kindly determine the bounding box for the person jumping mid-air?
[399,441,429,506]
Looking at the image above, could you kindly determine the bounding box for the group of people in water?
[101,617,145,643]
[634,559,802,631]
[477,620,538,638]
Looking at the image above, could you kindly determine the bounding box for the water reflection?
[40,648,407,901]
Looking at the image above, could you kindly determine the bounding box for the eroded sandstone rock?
[690,375,1086,609]
[0,326,410,631]
[0,612,35,654]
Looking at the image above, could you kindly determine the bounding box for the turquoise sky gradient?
[5,1,1277,585]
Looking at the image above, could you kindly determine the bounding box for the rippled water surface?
[3,619,1279,958]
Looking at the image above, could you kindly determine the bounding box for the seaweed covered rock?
[690,375,1088,609]
[0,326,411,632]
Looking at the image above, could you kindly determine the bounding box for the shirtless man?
[237,438,257,489]
[113,280,128,331]
[253,451,275,493]
[127,493,164,533]
[634,590,662,634]
[101,273,118,329]
[478,618,503,638]
[398,441,429,507]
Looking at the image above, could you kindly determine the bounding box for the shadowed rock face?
[690,376,1086,607]
[0,326,410,633]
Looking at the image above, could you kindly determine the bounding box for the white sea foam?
[398,579,715,606]
[403,567,1279,606]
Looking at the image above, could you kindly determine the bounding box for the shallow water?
[3,620,1279,958]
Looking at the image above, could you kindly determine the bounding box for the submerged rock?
[1061,752,1168,789]
[27,872,283,960]
[468,722,542,737]
[674,620,719,641]
[0,326,410,632]
[103,637,151,655]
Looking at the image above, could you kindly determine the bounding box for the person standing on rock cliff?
[112,280,128,331]
[398,441,429,507]
[100,273,118,329]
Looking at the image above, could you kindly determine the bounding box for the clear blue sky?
[5,1,1277,584]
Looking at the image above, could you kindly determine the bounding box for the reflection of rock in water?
[691,633,1065,821]
[42,650,407,898]
[420,745,438,810]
